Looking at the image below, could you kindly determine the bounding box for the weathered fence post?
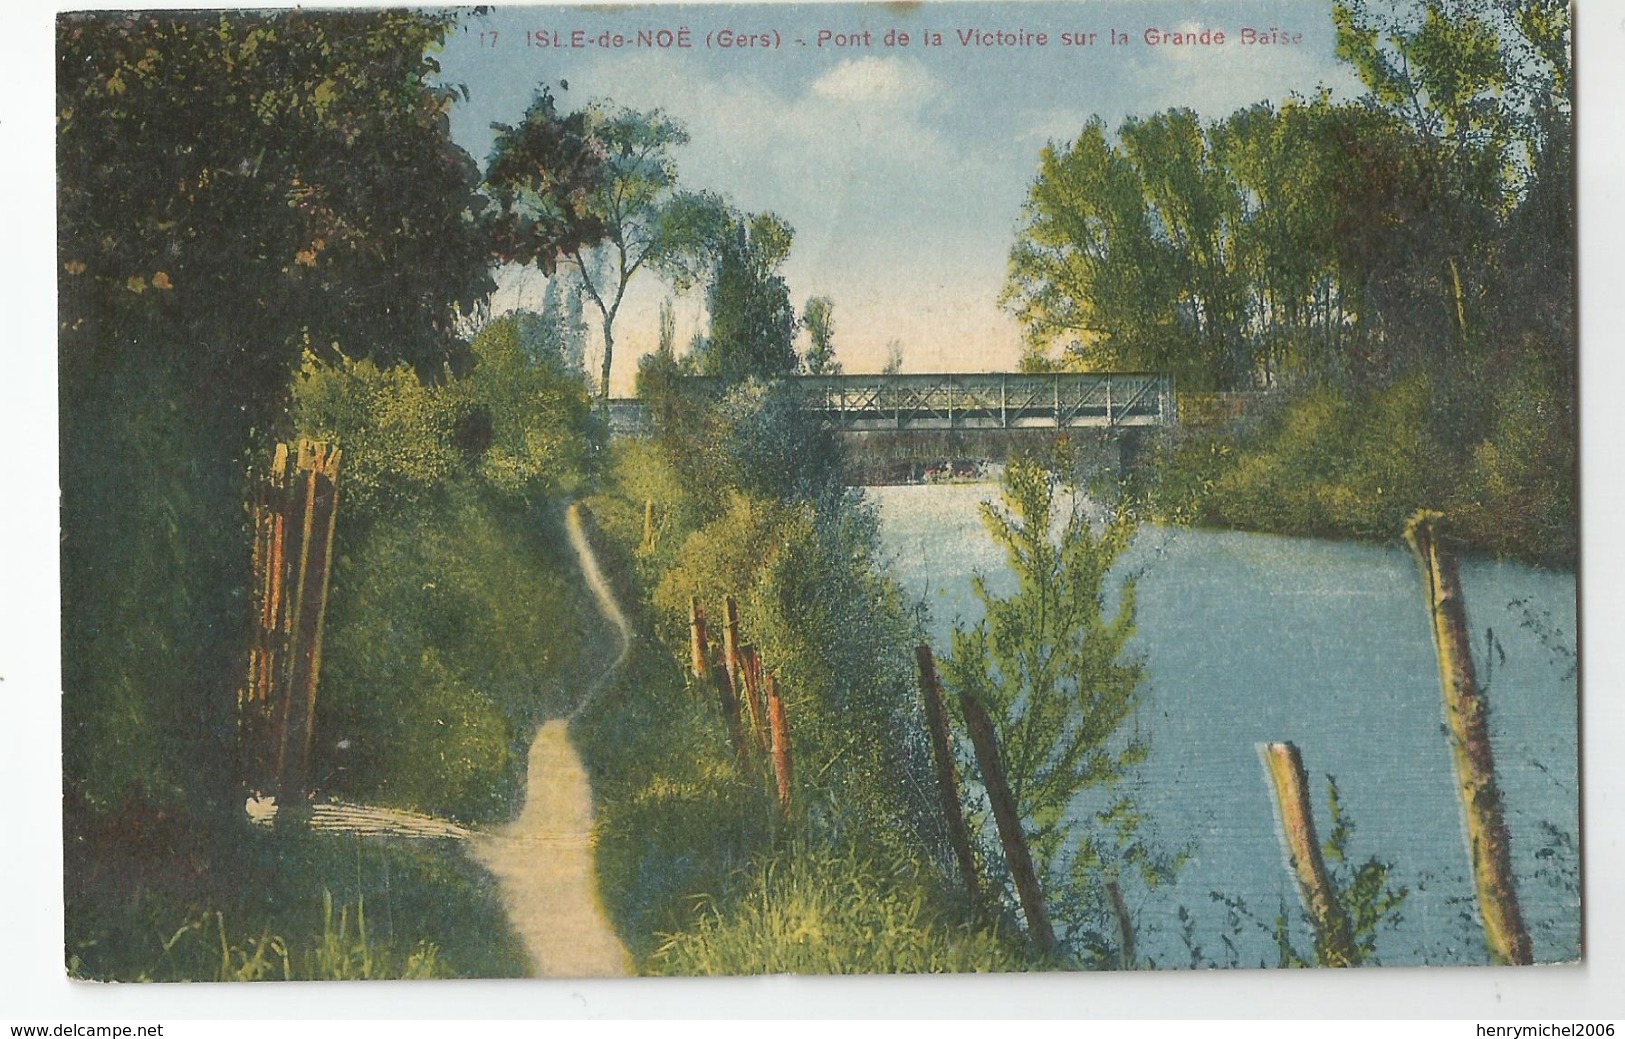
[1404,510,1533,965]
[689,596,710,681]
[739,643,769,754]
[1261,741,1358,967]
[640,498,657,554]
[711,648,748,764]
[958,690,1056,957]
[272,440,342,816]
[723,597,743,692]
[766,672,793,814]
[914,645,980,907]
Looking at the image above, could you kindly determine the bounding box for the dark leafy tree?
[701,213,799,381]
[58,9,497,816]
[483,88,612,277]
[487,100,728,399]
[801,296,839,375]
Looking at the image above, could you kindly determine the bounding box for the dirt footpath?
[468,719,630,977]
[467,504,632,978]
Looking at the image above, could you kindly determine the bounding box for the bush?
[1451,351,1576,566]
[1154,374,1447,544]
[1147,358,1575,568]
[313,485,598,822]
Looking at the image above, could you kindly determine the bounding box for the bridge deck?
[610,372,1174,434]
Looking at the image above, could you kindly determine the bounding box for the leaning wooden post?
[275,439,342,815]
[739,644,770,753]
[914,645,980,907]
[1261,741,1359,967]
[723,597,743,692]
[688,596,710,681]
[711,647,748,764]
[640,498,657,554]
[1404,510,1533,966]
[766,672,794,814]
[958,689,1056,957]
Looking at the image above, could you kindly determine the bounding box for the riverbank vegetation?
[1008,0,1574,568]
[570,358,1043,971]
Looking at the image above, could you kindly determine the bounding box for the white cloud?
[810,56,936,106]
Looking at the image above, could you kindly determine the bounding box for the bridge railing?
[789,372,1173,431]
[607,372,1175,435]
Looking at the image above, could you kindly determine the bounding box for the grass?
[570,635,778,966]
[649,841,1030,975]
[64,799,529,981]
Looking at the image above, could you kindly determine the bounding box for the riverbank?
[567,438,1034,973]
[1140,375,1576,571]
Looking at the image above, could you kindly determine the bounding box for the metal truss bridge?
[608,371,1176,435]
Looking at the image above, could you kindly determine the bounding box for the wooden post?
[711,647,748,763]
[640,498,656,554]
[914,645,980,907]
[1404,511,1533,965]
[1106,879,1136,970]
[766,672,793,814]
[723,597,743,692]
[242,443,292,791]
[274,440,342,813]
[958,690,1056,957]
[739,644,769,753]
[1261,741,1359,967]
[689,596,710,680]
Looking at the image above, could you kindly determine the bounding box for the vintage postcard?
[57,0,1578,981]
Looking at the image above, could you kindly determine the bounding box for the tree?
[701,213,799,381]
[1119,109,1253,389]
[939,461,1149,952]
[58,9,497,817]
[1212,100,1347,384]
[1331,0,1569,353]
[487,100,728,399]
[1003,119,1185,384]
[801,296,839,375]
[881,340,904,376]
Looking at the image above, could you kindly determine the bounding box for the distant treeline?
[1007,1,1571,395]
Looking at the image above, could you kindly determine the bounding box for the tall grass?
[130,891,445,982]
[65,820,528,981]
[650,842,1028,975]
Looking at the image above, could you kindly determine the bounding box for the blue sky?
[435,3,1365,389]
[434,2,1364,391]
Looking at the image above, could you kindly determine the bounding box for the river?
[870,482,1580,968]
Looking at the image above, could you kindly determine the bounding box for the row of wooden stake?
[689,596,793,813]
[909,510,1532,968]
[240,439,342,813]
